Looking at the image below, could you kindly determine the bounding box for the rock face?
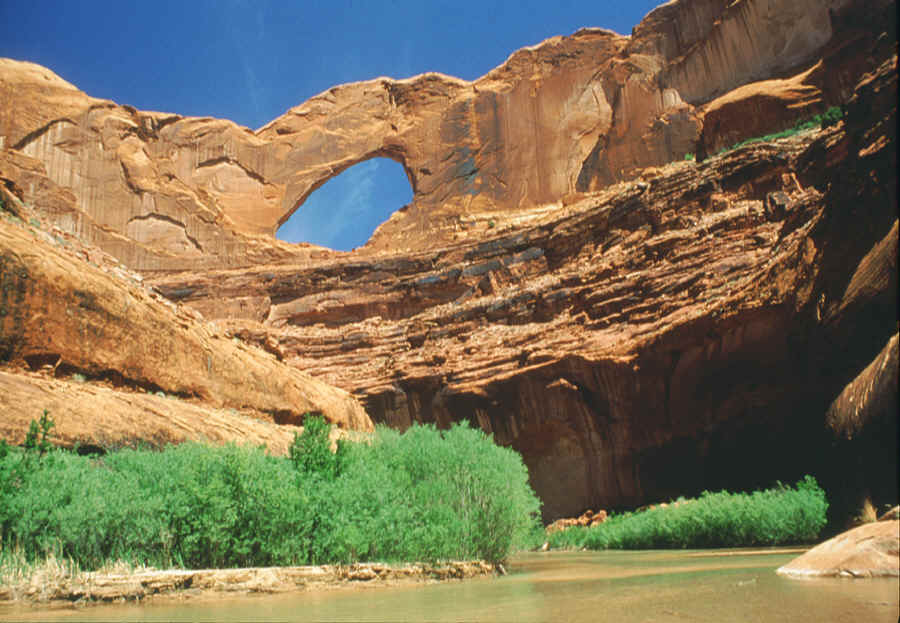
[696,2,895,158]
[0,185,372,436]
[0,0,896,521]
[151,52,896,519]
[0,369,301,454]
[777,520,900,578]
[1,0,890,272]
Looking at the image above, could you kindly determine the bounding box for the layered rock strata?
[152,55,897,520]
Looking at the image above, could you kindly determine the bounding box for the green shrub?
[0,421,540,569]
[289,414,345,480]
[548,476,828,550]
[320,423,542,564]
[819,105,844,128]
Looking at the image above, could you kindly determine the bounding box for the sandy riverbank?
[0,560,499,607]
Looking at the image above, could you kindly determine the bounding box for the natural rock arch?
[275,148,416,234]
[276,154,415,250]
[0,0,858,270]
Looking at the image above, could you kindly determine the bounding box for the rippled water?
[5,549,899,622]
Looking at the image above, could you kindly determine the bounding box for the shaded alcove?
[276,158,413,251]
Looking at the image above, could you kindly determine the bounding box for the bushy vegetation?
[548,477,828,550]
[720,106,844,155]
[0,416,541,570]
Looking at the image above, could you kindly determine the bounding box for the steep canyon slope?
[1,0,896,521]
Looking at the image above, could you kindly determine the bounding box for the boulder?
[777,520,900,578]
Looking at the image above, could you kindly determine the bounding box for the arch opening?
[277,158,414,251]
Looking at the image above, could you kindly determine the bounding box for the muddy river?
[4,549,898,622]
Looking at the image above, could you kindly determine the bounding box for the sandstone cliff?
[153,55,896,520]
[0,0,896,521]
[1,0,890,271]
[0,182,372,447]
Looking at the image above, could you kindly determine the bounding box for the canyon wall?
[0,0,896,520]
[1,0,889,271]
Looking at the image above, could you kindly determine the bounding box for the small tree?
[290,414,343,480]
[23,409,55,458]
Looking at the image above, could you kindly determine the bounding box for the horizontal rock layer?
[157,53,897,519]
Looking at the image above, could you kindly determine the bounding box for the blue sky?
[1,0,663,250]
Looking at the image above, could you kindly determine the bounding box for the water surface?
[5,549,898,622]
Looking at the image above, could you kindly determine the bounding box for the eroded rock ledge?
[153,53,897,521]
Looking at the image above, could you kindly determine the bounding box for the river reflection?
[5,550,899,622]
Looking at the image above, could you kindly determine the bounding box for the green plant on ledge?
[718,106,845,156]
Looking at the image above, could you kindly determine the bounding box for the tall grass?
[548,477,828,550]
[0,419,541,570]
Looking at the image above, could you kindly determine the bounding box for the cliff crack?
[119,161,144,195]
[12,118,77,151]
[127,213,203,252]
[197,156,267,185]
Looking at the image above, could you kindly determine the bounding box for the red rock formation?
[546,509,608,534]
[0,0,895,522]
[154,54,897,520]
[0,370,301,454]
[0,182,372,434]
[697,0,896,158]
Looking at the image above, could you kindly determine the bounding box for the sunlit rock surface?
[2,0,890,271]
[777,520,900,578]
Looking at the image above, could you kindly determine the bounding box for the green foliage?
[23,409,55,457]
[720,106,844,155]
[289,414,344,480]
[0,421,540,570]
[684,153,695,161]
[819,105,844,128]
[317,423,542,564]
[548,476,828,550]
